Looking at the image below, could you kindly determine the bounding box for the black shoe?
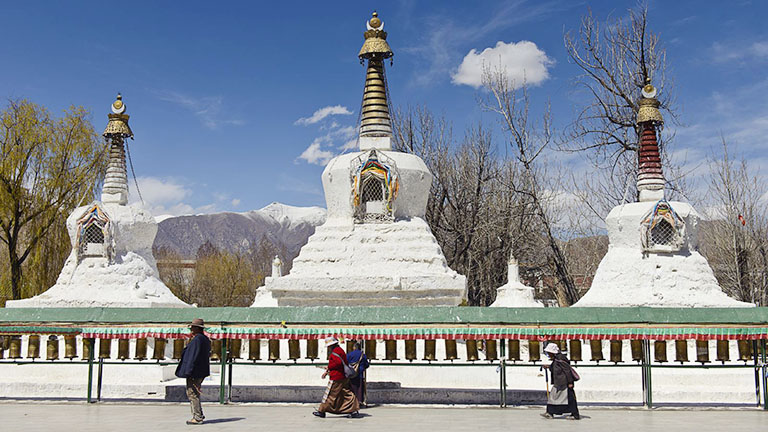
[347,411,362,418]
[312,411,326,418]
[567,415,581,420]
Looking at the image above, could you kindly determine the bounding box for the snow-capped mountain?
[153,202,326,259]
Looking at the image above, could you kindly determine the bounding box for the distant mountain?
[153,202,326,259]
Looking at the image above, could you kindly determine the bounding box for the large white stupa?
[575,82,750,308]
[254,13,466,307]
[7,95,188,308]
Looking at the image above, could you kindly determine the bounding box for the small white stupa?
[490,254,543,307]
[575,81,750,308]
[253,12,466,307]
[7,95,188,308]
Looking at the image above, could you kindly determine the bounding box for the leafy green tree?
[0,99,106,302]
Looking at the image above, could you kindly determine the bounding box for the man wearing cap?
[175,318,211,425]
[313,336,361,418]
[540,342,580,420]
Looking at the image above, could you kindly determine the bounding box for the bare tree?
[395,106,548,305]
[563,5,681,217]
[480,66,580,305]
[700,139,768,305]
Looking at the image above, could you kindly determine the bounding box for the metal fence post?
[97,357,104,402]
[499,339,507,408]
[762,340,767,411]
[219,338,228,404]
[642,340,653,409]
[228,351,234,403]
[86,338,94,403]
[755,340,761,407]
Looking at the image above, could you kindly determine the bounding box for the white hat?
[543,342,560,354]
[324,336,339,347]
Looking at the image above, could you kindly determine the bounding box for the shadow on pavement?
[203,417,245,424]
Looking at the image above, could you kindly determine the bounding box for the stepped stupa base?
[255,218,466,307]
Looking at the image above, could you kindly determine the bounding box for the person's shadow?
[203,417,245,424]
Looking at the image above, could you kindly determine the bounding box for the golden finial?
[359,11,393,60]
[111,93,126,114]
[104,93,133,138]
[637,80,662,125]
[369,11,382,29]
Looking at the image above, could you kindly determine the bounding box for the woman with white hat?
[313,336,361,419]
[540,342,580,420]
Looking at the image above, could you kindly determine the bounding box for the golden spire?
[103,93,133,138]
[358,12,393,143]
[636,79,665,202]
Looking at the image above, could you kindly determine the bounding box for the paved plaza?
[1,403,767,432]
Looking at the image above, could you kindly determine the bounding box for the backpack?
[331,352,358,379]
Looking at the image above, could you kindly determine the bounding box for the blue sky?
[1,1,766,216]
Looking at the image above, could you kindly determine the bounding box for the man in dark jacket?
[175,318,211,425]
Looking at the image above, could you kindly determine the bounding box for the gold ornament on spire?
[359,11,393,61]
[636,79,663,125]
[103,93,133,138]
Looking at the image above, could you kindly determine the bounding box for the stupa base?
[259,275,466,307]
[6,253,189,309]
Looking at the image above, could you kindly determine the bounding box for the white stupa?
[490,254,543,307]
[7,95,188,308]
[253,13,466,307]
[575,82,750,308]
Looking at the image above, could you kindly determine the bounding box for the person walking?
[540,342,580,420]
[175,318,211,425]
[313,336,361,418]
[346,340,370,407]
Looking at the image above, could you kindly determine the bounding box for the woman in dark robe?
[541,342,580,420]
[346,341,370,407]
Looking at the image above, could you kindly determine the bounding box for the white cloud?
[339,139,358,151]
[452,40,554,89]
[711,40,768,63]
[231,198,241,207]
[403,1,562,87]
[134,176,190,205]
[295,105,353,126]
[296,121,359,165]
[129,176,219,217]
[155,90,244,129]
[334,125,358,140]
[298,138,335,165]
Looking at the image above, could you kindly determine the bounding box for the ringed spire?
[636,79,665,202]
[358,11,394,149]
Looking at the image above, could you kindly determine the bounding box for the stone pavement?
[1,403,766,432]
